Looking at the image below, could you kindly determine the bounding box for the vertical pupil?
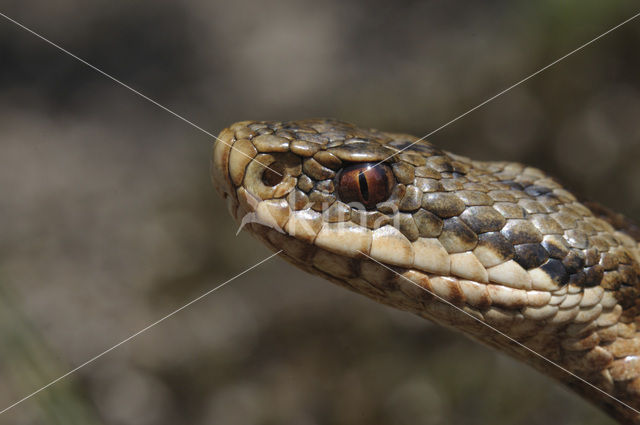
[358,171,369,201]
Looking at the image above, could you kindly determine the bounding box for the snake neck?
[250,221,640,424]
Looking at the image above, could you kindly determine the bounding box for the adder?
[211,118,640,424]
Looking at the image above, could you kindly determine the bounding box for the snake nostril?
[261,161,286,186]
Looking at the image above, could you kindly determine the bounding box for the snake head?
[212,118,416,231]
[212,119,450,257]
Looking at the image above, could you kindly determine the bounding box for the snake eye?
[337,163,394,209]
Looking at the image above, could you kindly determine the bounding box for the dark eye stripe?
[337,163,394,209]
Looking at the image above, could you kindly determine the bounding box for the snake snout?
[212,121,304,226]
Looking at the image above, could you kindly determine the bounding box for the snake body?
[211,119,640,424]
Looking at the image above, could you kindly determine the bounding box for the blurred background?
[1,1,639,424]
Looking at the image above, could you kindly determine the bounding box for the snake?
[210,118,640,424]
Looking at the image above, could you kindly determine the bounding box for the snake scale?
[211,118,640,424]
